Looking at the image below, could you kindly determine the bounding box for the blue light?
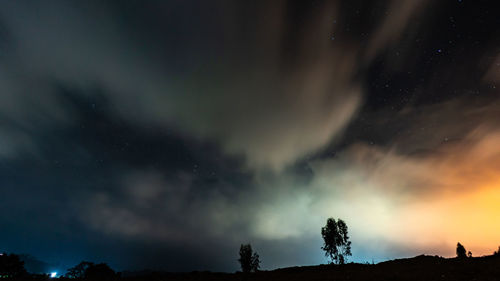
[50,272,57,278]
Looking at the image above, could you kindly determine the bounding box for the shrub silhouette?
[321,218,352,264]
[0,253,27,278]
[238,244,260,273]
[456,242,467,258]
[84,263,117,280]
[494,246,500,256]
[66,261,94,278]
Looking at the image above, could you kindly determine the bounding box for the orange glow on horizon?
[395,182,500,257]
[315,132,500,259]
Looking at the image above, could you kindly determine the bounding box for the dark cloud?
[0,0,361,171]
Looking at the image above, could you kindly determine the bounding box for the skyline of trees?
[2,240,500,277]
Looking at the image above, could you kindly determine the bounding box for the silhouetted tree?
[66,261,94,278]
[0,253,27,278]
[238,244,260,273]
[321,218,352,264]
[84,263,117,280]
[456,242,467,258]
[494,246,500,256]
[467,251,472,258]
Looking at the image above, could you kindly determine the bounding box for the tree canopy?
[0,253,27,278]
[66,261,94,278]
[238,244,260,273]
[84,263,117,280]
[456,242,467,258]
[493,246,500,256]
[66,261,117,280]
[321,218,352,264]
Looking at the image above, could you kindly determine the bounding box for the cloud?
[245,98,500,260]
[0,1,363,171]
[16,93,495,270]
[484,54,500,83]
[78,169,246,243]
[365,0,430,61]
[0,0,436,171]
[3,0,498,271]
[69,96,500,265]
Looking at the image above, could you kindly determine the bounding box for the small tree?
[321,218,352,264]
[84,263,116,280]
[238,244,260,273]
[456,242,467,258]
[493,246,500,256]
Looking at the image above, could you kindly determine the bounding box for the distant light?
[50,272,57,278]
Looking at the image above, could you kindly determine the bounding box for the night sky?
[1,0,500,273]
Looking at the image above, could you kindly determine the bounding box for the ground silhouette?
[3,252,500,281]
[116,254,500,281]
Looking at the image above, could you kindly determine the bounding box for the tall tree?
[321,218,352,264]
[238,244,260,273]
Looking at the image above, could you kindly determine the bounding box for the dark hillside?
[115,255,500,281]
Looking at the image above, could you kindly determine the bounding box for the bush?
[456,242,467,259]
[84,263,117,281]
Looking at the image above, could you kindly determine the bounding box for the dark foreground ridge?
[7,255,500,281]
[123,255,500,281]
